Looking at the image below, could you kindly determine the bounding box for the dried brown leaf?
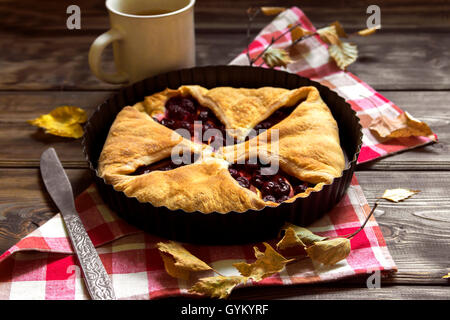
[262,47,292,68]
[261,7,286,16]
[317,25,341,45]
[290,25,313,42]
[277,223,327,250]
[381,188,420,203]
[328,42,358,70]
[276,227,305,250]
[160,253,190,280]
[157,241,212,276]
[369,111,434,139]
[233,242,294,281]
[279,223,327,247]
[331,21,348,38]
[27,106,87,139]
[189,275,247,299]
[306,238,351,265]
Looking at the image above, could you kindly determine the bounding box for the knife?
[40,148,116,300]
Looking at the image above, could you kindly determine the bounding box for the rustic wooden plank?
[0,31,449,91]
[0,91,448,169]
[346,30,450,91]
[1,0,449,32]
[230,284,450,299]
[0,168,92,253]
[355,170,450,285]
[0,169,449,287]
[0,91,109,167]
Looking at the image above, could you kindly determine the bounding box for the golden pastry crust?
[104,158,267,213]
[221,87,344,185]
[98,85,345,213]
[98,106,204,176]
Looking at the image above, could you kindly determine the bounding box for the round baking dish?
[82,65,362,244]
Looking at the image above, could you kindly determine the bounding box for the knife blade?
[40,148,116,300]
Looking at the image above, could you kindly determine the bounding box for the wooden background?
[0,0,449,299]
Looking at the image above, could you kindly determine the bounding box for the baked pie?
[98,85,345,214]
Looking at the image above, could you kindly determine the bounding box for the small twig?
[246,7,260,65]
[255,32,319,68]
[345,202,379,239]
[291,31,318,46]
[285,255,309,265]
[247,22,303,66]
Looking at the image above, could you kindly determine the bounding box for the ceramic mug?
[89,0,196,84]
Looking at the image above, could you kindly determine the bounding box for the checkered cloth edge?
[0,7,411,300]
[0,177,396,300]
[229,7,437,164]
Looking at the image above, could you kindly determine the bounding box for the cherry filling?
[154,95,298,146]
[131,153,199,175]
[228,159,311,203]
[253,106,296,132]
[154,95,229,147]
[146,95,310,202]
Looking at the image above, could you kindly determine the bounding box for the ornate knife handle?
[64,212,116,300]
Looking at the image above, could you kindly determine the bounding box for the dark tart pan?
[82,66,362,245]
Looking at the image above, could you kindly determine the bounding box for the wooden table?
[0,0,449,299]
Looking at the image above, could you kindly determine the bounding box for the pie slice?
[98,85,345,213]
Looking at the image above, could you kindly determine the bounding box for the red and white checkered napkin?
[4,6,439,299]
[0,177,395,300]
[230,7,437,163]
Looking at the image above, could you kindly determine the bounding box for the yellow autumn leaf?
[27,106,87,139]
[331,21,348,38]
[262,47,292,68]
[316,22,358,70]
[443,273,450,279]
[358,26,380,36]
[261,7,286,16]
[381,188,420,203]
[189,275,247,299]
[290,25,313,43]
[233,242,294,281]
[281,223,328,246]
[160,253,190,280]
[317,25,341,45]
[157,241,212,279]
[276,227,305,250]
[329,42,358,70]
[306,238,351,265]
[369,111,434,140]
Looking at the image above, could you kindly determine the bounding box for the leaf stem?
[285,255,309,265]
[290,32,318,46]
[345,202,379,239]
[246,7,260,66]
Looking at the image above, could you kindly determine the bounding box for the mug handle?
[88,28,129,84]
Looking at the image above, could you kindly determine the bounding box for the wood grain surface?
[1,0,449,32]
[0,32,449,91]
[0,0,449,300]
